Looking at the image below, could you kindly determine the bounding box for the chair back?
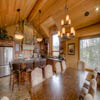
[31,68,43,87]
[92,71,97,79]
[62,60,67,72]
[84,94,93,100]
[12,63,20,72]
[44,65,53,79]
[55,62,61,74]
[78,61,85,70]
[88,79,97,98]
[40,59,46,68]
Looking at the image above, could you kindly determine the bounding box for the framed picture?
[68,43,75,55]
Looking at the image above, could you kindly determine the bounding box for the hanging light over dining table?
[36,10,43,43]
[15,9,24,40]
[58,0,75,40]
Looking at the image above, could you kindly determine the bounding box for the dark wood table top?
[30,68,88,100]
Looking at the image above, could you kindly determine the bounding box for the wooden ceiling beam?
[27,0,48,22]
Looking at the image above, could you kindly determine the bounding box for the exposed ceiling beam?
[27,0,48,22]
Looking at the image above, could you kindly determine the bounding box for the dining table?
[30,68,88,100]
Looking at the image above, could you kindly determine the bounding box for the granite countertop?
[47,57,63,61]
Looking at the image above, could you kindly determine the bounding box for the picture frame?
[68,43,75,55]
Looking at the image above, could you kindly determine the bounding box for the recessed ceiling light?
[84,11,89,16]
[96,7,99,11]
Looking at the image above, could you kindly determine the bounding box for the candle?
[61,19,64,25]
[66,15,69,21]
[58,31,60,36]
[62,27,65,34]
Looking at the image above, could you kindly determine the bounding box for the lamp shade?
[36,37,43,42]
[15,32,24,40]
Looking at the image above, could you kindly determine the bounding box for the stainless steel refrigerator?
[0,47,13,66]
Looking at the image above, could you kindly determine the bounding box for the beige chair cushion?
[88,79,97,98]
[78,61,85,70]
[55,62,61,74]
[62,60,67,72]
[44,65,53,79]
[1,96,9,100]
[31,68,43,87]
[84,94,93,100]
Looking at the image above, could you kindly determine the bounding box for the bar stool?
[10,63,21,91]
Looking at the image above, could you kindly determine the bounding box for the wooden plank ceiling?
[0,0,37,27]
[0,0,100,37]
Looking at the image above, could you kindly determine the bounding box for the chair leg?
[12,75,14,91]
[18,72,21,90]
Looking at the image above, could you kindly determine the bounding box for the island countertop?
[47,57,63,62]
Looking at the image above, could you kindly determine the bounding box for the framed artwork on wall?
[68,43,75,55]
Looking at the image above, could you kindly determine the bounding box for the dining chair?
[1,96,9,100]
[92,71,97,79]
[44,64,53,79]
[88,79,97,99]
[55,62,61,74]
[62,60,67,72]
[31,67,43,87]
[78,61,85,70]
[84,94,93,100]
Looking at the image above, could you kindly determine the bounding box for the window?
[52,34,59,57]
[80,37,100,71]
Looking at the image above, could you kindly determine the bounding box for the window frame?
[52,33,60,57]
[79,35,100,70]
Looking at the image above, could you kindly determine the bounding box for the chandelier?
[36,10,43,42]
[58,0,75,40]
[15,9,24,40]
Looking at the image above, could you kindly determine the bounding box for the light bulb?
[61,34,63,38]
[58,31,60,36]
[68,19,71,25]
[66,15,69,21]
[62,27,65,34]
[96,7,99,11]
[67,33,70,37]
[61,19,64,25]
[71,27,74,33]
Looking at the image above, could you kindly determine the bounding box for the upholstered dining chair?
[31,68,43,87]
[55,62,61,74]
[84,94,93,100]
[88,79,97,99]
[62,60,67,72]
[92,71,97,79]
[78,61,85,70]
[44,64,53,79]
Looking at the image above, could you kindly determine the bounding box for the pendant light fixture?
[15,9,24,40]
[58,0,75,40]
[36,10,43,42]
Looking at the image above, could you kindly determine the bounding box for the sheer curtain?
[80,37,100,71]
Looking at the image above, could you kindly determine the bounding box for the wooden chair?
[10,63,21,91]
[44,64,53,79]
[84,94,93,100]
[31,68,43,87]
[55,62,61,74]
[78,61,85,70]
[61,60,67,72]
